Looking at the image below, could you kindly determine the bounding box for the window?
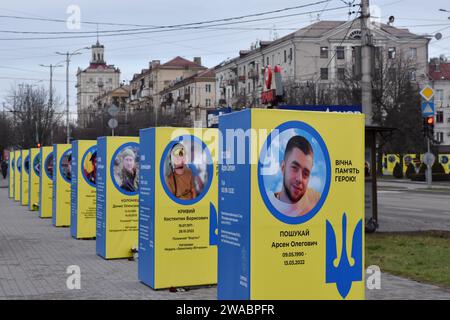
[320,47,328,58]
[337,46,345,60]
[410,70,416,81]
[289,48,293,61]
[206,99,211,107]
[266,57,269,66]
[284,50,287,63]
[248,82,251,93]
[409,47,417,59]
[437,132,444,143]
[205,84,211,92]
[320,68,328,80]
[388,47,396,59]
[437,111,444,123]
[337,68,345,80]
[436,89,444,101]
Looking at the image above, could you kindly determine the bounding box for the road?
[377,189,450,232]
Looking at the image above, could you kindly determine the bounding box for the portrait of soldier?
[271,135,321,217]
[165,143,196,200]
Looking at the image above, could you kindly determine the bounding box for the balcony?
[238,75,246,82]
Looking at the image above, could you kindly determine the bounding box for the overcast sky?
[1,0,449,116]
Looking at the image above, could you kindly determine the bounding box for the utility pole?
[40,63,63,145]
[361,0,373,125]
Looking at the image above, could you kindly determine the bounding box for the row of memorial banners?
[6,109,365,300]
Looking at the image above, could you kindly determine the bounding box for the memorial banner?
[20,149,30,206]
[52,144,72,227]
[96,136,139,259]
[9,150,14,198]
[71,140,97,239]
[28,148,41,211]
[14,150,21,201]
[39,146,53,218]
[218,109,364,300]
[138,127,218,289]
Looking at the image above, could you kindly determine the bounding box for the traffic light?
[423,116,435,139]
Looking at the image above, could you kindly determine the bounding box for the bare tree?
[4,84,64,149]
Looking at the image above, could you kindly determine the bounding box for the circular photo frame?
[24,155,30,175]
[33,153,41,176]
[257,121,331,225]
[81,146,97,187]
[441,155,449,165]
[45,152,54,180]
[59,149,72,183]
[11,158,15,170]
[160,135,213,205]
[17,156,22,173]
[110,142,140,196]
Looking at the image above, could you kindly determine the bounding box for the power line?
[0,5,348,41]
[0,1,332,30]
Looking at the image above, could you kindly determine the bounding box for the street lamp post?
[56,47,89,144]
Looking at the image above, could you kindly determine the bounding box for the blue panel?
[70,141,79,238]
[52,145,57,226]
[39,148,43,218]
[278,105,362,113]
[217,109,252,300]
[138,128,156,288]
[96,137,107,257]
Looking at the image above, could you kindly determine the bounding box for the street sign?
[108,118,118,129]
[107,104,119,117]
[421,102,435,117]
[423,152,435,167]
[420,86,434,101]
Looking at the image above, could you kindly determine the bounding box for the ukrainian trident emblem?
[326,213,363,299]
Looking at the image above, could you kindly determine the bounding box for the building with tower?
[76,41,121,128]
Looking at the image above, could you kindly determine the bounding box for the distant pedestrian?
[1,160,7,179]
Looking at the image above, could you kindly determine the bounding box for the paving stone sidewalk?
[0,188,449,300]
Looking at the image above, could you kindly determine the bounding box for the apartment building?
[128,56,206,115]
[159,68,216,127]
[429,60,450,153]
[215,20,429,108]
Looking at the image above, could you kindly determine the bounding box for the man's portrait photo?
[112,144,139,194]
[83,149,97,186]
[162,137,211,202]
[259,126,329,222]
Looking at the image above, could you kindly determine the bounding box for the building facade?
[215,20,429,108]
[128,56,206,119]
[76,41,121,127]
[159,69,216,127]
[429,60,450,153]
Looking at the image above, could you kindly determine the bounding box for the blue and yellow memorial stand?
[52,144,72,227]
[96,136,140,259]
[439,154,450,174]
[14,150,21,202]
[20,149,30,206]
[217,109,365,300]
[71,140,97,239]
[9,150,14,198]
[39,146,53,218]
[28,148,40,211]
[138,127,218,289]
